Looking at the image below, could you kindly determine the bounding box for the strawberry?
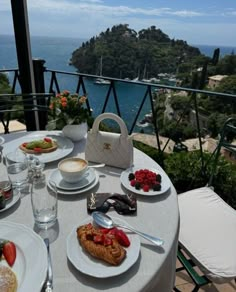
[99,227,110,234]
[44,137,52,143]
[93,235,104,244]
[115,229,130,247]
[34,147,42,153]
[2,241,16,266]
[104,237,113,246]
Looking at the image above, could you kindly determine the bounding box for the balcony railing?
[1,62,236,173]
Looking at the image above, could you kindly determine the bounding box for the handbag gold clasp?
[103,143,111,150]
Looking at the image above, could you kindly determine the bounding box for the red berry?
[143,185,150,192]
[130,179,136,186]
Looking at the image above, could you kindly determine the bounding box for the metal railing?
[1,63,236,162]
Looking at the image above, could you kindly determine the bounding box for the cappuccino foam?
[60,160,86,172]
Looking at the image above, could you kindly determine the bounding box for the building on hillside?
[208,75,228,89]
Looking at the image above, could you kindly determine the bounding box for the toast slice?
[19,138,57,154]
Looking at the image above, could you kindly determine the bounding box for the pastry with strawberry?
[77,223,129,266]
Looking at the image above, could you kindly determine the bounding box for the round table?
[0,131,179,292]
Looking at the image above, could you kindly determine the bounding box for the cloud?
[1,0,205,18]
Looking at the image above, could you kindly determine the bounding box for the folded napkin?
[87,193,137,215]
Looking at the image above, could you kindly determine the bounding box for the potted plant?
[46,90,90,141]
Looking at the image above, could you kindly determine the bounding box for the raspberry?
[130,179,136,186]
[143,184,150,192]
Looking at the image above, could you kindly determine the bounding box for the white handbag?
[85,113,133,169]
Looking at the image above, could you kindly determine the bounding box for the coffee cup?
[58,157,88,183]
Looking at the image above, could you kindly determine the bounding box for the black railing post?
[11,0,39,130]
[33,59,47,129]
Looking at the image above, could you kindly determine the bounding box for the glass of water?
[5,150,29,189]
[31,179,58,228]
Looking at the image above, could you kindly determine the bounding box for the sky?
[1,0,236,46]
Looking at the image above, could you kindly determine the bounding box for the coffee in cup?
[58,157,88,183]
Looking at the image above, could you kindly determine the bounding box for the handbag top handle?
[91,113,129,137]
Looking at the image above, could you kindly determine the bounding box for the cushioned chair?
[174,118,236,291]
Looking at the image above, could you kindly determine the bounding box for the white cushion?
[178,187,236,283]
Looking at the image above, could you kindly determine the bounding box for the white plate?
[2,133,74,163]
[0,221,47,292]
[49,168,96,190]
[66,217,140,278]
[120,167,171,196]
[48,170,99,195]
[0,135,5,145]
[0,190,20,213]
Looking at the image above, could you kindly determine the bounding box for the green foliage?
[133,141,236,209]
[70,24,201,79]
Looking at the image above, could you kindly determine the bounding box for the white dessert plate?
[66,216,140,278]
[2,133,74,163]
[120,166,171,196]
[0,190,21,213]
[0,221,47,292]
[48,170,99,195]
[49,168,96,191]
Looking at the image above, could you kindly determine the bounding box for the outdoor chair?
[174,118,236,292]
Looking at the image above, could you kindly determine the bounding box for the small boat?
[94,78,110,85]
[94,56,111,85]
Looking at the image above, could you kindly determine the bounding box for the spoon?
[88,163,105,168]
[92,211,164,246]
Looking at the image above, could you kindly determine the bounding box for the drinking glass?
[31,179,58,228]
[5,150,29,188]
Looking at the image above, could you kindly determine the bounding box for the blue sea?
[1,35,236,133]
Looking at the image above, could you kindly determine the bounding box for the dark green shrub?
[133,141,236,209]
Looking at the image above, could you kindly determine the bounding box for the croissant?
[77,224,126,266]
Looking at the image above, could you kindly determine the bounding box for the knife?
[43,238,53,292]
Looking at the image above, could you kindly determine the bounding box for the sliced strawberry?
[99,227,110,234]
[3,241,16,266]
[44,137,52,143]
[115,229,130,247]
[104,237,113,246]
[107,227,117,236]
[93,235,104,244]
[34,147,42,153]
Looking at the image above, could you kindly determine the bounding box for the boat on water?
[94,56,111,85]
[94,78,111,85]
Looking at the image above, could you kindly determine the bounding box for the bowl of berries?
[120,167,171,196]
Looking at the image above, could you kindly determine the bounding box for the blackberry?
[135,182,141,190]
[128,173,135,181]
[156,174,162,182]
[153,183,161,191]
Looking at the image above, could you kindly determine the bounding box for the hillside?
[70,24,203,79]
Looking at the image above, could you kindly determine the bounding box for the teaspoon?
[88,163,105,168]
[92,211,164,246]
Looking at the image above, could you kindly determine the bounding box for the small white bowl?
[58,157,88,183]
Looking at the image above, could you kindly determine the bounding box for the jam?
[0,181,13,201]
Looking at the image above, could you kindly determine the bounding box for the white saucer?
[48,170,99,195]
[49,168,96,191]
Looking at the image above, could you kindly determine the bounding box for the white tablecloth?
[0,131,179,292]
